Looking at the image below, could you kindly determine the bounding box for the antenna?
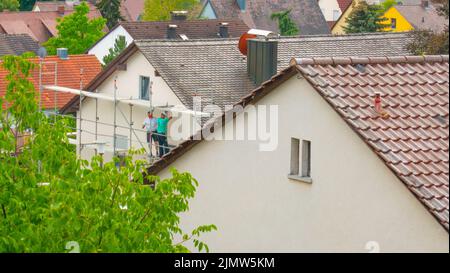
[38,47,47,59]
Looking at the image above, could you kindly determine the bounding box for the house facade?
[383,1,447,32]
[318,0,353,24]
[331,0,360,34]
[147,55,449,252]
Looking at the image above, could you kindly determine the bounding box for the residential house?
[62,32,413,160]
[318,0,352,28]
[119,0,145,21]
[32,0,99,14]
[0,3,103,44]
[198,0,330,35]
[383,0,448,32]
[147,53,449,252]
[0,53,102,111]
[87,17,250,64]
[0,34,40,57]
[331,0,360,34]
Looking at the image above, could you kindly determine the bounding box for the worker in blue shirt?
[157,112,172,157]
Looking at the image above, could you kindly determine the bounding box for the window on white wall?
[289,138,312,183]
[139,76,150,100]
[290,138,300,175]
[301,140,311,177]
[333,10,341,21]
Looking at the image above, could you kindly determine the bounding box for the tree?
[270,10,299,36]
[343,1,389,33]
[19,0,35,11]
[43,2,106,55]
[103,35,127,65]
[381,0,397,11]
[142,0,200,21]
[0,0,20,11]
[96,0,124,29]
[0,54,216,253]
[407,0,449,55]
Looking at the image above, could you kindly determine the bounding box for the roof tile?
[294,55,449,230]
[1,55,102,110]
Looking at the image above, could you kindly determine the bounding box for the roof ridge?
[291,55,450,66]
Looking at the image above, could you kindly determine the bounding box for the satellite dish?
[238,32,257,55]
[38,47,47,59]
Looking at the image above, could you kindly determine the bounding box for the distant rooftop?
[0,34,40,57]
[0,54,102,110]
[0,3,103,43]
[199,0,330,35]
[119,19,250,40]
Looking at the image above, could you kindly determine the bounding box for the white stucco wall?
[88,26,134,64]
[77,51,191,161]
[158,76,449,252]
[319,0,342,21]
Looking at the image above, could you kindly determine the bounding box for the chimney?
[236,0,246,11]
[57,5,65,16]
[374,93,382,113]
[219,22,229,38]
[421,0,429,9]
[247,38,278,86]
[167,24,178,39]
[57,48,69,60]
[170,11,188,21]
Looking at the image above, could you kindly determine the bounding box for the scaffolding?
[42,80,210,162]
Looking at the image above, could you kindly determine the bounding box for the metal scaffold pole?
[78,68,84,156]
[129,104,133,151]
[113,76,118,155]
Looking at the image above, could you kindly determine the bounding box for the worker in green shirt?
[157,112,172,156]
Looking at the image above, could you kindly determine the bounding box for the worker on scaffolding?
[142,111,159,157]
[157,111,172,157]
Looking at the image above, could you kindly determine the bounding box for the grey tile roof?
[394,4,448,32]
[202,0,330,35]
[120,19,249,39]
[0,34,40,57]
[135,32,413,110]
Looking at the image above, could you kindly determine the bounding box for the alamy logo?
[168,97,279,151]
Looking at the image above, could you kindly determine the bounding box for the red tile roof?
[120,0,145,21]
[326,21,336,30]
[337,0,353,12]
[0,55,102,110]
[0,8,103,43]
[147,55,449,231]
[293,55,449,230]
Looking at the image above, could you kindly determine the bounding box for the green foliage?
[407,29,449,55]
[0,54,216,253]
[381,0,397,11]
[0,0,20,11]
[343,1,389,33]
[43,2,106,55]
[96,0,124,29]
[142,0,200,21]
[102,35,127,66]
[270,10,299,36]
[19,0,35,11]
